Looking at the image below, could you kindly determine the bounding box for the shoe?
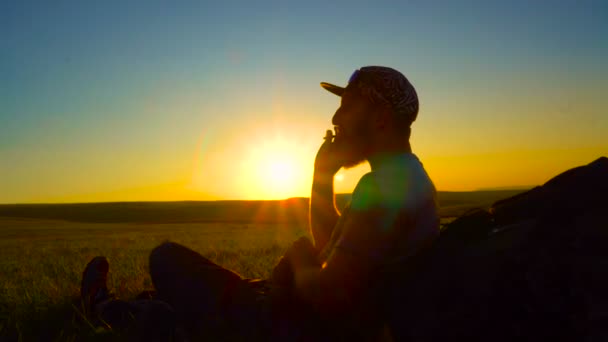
[80,256,111,318]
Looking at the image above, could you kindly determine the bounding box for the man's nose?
[331,108,342,126]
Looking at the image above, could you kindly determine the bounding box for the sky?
[1,0,607,203]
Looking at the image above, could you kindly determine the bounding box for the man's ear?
[374,107,392,130]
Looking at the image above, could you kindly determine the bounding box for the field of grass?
[0,218,307,340]
[0,190,526,340]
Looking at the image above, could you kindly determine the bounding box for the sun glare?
[236,131,313,200]
[256,152,304,199]
[268,160,295,184]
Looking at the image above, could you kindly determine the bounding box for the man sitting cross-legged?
[79,66,440,341]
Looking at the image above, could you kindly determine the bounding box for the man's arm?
[310,130,343,252]
[291,245,371,317]
[294,173,396,315]
[310,172,339,253]
[285,235,367,316]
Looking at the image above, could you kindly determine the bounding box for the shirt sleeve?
[333,172,408,264]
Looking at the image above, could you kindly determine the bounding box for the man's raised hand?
[314,130,343,177]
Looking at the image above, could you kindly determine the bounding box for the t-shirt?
[319,152,439,269]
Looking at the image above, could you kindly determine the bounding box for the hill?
[0,190,528,224]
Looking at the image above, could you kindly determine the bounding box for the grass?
[0,218,308,341]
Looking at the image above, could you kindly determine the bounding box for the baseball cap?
[320,66,419,125]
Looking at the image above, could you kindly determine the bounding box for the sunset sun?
[267,160,295,185]
[256,151,301,198]
[235,131,312,200]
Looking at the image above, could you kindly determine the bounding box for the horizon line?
[0,187,534,206]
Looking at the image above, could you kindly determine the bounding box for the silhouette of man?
[282,66,440,339]
[79,66,440,340]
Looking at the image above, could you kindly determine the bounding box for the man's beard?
[333,123,371,169]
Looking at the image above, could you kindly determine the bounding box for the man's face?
[331,87,376,169]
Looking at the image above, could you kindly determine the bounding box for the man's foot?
[80,256,111,319]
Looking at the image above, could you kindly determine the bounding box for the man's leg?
[92,298,177,341]
[79,256,178,340]
[149,242,264,338]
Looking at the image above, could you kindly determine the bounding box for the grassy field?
[0,190,526,340]
[0,218,308,341]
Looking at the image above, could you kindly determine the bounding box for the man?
[286,66,440,338]
[79,66,439,340]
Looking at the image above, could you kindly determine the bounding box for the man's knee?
[149,241,206,278]
[150,241,177,263]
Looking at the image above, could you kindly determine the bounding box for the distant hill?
[0,189,529,224]
[475,185,535,191]
[0,199,311,225]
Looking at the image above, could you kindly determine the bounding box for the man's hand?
[271,255,293,288]
[272,237,319,288]
[314,130,343,176]
[286,236,319,270]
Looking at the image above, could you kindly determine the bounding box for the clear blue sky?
[1,0,607,202]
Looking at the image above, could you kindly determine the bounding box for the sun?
[267,160,295,185]
[237,132,311,199]
[258,154,300,198]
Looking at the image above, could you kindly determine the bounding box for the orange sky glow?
[2,2,606,203]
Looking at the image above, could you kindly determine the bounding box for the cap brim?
[320,82,345,97]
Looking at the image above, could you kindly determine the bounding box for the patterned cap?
[321,66,419,125]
